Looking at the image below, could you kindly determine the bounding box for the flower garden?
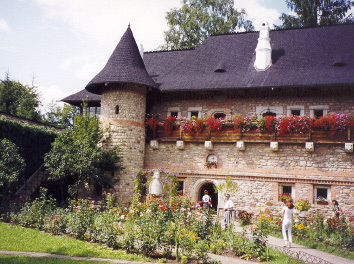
[2,171,354,263]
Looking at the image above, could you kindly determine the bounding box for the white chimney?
[254,23,272,71]
[140,44,144,59]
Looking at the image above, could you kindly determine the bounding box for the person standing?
[224,194,234,228]
[332,200,340,218]
[282,198,294,248]
[202,190,211,211]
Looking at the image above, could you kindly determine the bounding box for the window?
[256,106,283,118]
[279,184,295,200]
[314,186,330,204]
[310,105,328,118]
[167,107,181,118]
[314,109,323,118]
[187,107,202,119]
[170,112,178,118]
[287,105,304,116]
[214,113,226,119]
[115,105,119,115]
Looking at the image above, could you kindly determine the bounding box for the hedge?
[0,117,58,184]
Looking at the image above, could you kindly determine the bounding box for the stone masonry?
[100,84,146,205]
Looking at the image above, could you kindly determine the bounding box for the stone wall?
[145,142,354,173]
[101,84,146,205]
[150,89,354,118]
[144,141,354,217]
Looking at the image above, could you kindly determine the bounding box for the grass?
[0,255,112,264]
[267,248,305,264]
[0,222,151,262]
[270,230,354,260]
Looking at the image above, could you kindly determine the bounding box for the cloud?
[234,0,281,29]
[34,83,69,113]
[0,18,11,33]
[33,0,181,51]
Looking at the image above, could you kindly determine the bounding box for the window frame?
[286,105,304,116]
[187,107,202,119]
[279,183,295,200]
[309,105,328,118]
[313,185,331,204]
[167,107,181,118]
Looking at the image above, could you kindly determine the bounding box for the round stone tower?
[85,25,157,205]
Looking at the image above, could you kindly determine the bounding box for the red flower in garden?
[158,204,167,211]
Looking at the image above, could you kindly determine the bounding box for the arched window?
[115,105,119,115]
[214,113,226,119]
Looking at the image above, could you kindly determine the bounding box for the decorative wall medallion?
[236,140,245,151]
[176,140,185,150]
[305,142,314,152]
[205,141,213,150]
[207,154,217,163]
[270,141,278,151]
[150,140,159,149]
[345,143,353,153]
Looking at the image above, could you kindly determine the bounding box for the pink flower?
[50,216,54,220]
[19,196,23,199]
[181,208,186,211]
[196,204,200,208]
[118,222,123,230]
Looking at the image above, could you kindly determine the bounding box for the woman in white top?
[202,190,211,210]
[224,194,234,228]
[282,198,294,248]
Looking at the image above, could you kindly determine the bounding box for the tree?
[0,139,25,201]
[162,0,254,50]
[277,0,354,29]
[45,102,79,129]
[0,73,42,121]
[44,108,122,202]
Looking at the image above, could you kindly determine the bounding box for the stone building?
[62,23,354,216]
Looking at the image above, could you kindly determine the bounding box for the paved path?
[0,250,258,264]
[232,223,354,264]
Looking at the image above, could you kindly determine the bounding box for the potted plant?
[295,199,311,217]
[279,193,291,202]
[317,196,328,205]
[205,161,217,169]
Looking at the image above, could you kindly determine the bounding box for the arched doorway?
[199,182,218,211]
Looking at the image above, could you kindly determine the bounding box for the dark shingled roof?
[61,89,101,106]
[143,24,354,91]
[85,25,157,94]
[64,24,353,104]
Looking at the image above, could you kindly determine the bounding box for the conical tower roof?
[85,25,157,94]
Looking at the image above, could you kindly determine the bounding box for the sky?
[0,0,292,113]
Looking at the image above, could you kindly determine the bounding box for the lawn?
[0,222,151,262]
[0,255,113,264]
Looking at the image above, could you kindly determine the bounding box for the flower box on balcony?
[182,129,209,142]
[317,201,328,205]
[311,130,348,142]
[156,125,180,140]
[210,124,240,142]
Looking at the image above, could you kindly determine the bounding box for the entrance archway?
[199,182,218,210]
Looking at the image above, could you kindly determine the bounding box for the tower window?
[115,105,119,115]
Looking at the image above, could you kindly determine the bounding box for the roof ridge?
[144,47,195,54]
[210,22,354,37]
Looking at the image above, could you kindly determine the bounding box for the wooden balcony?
[148,124,352,144]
